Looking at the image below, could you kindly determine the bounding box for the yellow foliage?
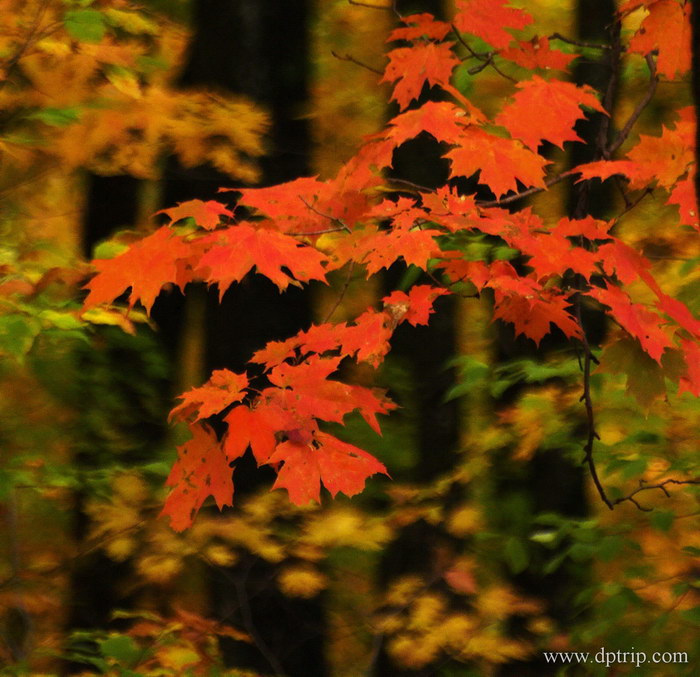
[303,507,391,550]
[157,644,200,671]
[136,554,183,583]
[204,543,238,568]
[277,565,327,599]
[446,504,483,537]
[407,593,445,631]
[384,575,424,607]
[387,633,441,669]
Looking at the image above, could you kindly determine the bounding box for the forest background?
[1,0,700,675]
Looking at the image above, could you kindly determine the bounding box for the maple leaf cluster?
[82,0,699,530]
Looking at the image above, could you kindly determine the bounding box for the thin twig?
[575,297,612,509]
[595,21,622,156]
[348,0,394,10]
[323,261,356,323]
[288,226,347,236]
[331,50,383,75]
[451,25,516,82]
[549,32,612,50]
[607,54,658,156]
[477,171,575,208]
[299,196,352,233]
[613,479,700,511]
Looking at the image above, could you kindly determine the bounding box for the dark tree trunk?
[171,2,326,676]
[495,2,615,675]
[372,2,464,676]
[692,0,700,203]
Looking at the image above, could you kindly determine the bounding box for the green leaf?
[650,509,674,532]
[93,240,129,260]
[682,546,700,557]
[0,315,41,359]
[504,536,529,573]
[680,607,700,625]
[28,107,82,127]
[98,635,141,664]
[64,9,106,43]
[38,310,84,331]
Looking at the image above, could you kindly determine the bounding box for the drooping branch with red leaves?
[81,0,699,530]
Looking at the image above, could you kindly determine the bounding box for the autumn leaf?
[381,42,460,110]
[493,291,581,345]
[223,403,288,465]
[268,433,387,506]
[161,424,233,532]
[385,101,472,148]
[628,0,691,80]
[588,284,672,363]
[331,225,441,275]
[196,223,328,296]
[315,432,388,498]
[667,173,700,231]
[495,76,606,151]
[575,121,693,190]
[387,13,452,42]
[83,226,191,314]
[170,369,249,422]
[500,37,576,71]
[445,128,548,197]
[453,0,533,49]
[157,199,233,230]
[382,285,449,326]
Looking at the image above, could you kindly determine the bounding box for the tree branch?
[477,171,576,208]
[613,478,700,511]
[575,298,612,510]
[606,54,658,156]
[549,32,612,50]
[451,25,516,82]
[331,50,383,75]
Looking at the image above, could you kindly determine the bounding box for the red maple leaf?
[453,0,533,49]
[268,433,387,506]
[382,285,448,326]
[446,128,548,197]
[588,284,672,362]
[500,37,576,71]
[628,0,691,80]
[83,226,191,314]
[385,101,471,148]
[170,369,249,422]
[223,402,292,465]
[495,76,605,151]
[381,42,460,110]
[196,224,328,296]
[667,173,700,231]
[387,13,452,42]
[493,291,581,345]
[157,199,233,230]
[161,423,233,532]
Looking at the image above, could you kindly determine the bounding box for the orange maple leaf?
[157,199,233,230]
[445,128,549,197]
[381,42,460,111]
[453,0,533,49]
[588,284,672,363]
[268,433,387,506]
[161,424,233,532]
[628,0,691,80]
[83,226,191,314]
[196,224,328,296]
[500,37,576,71]
[496,76,605,151]
[170,369,249,422]
[387,13,452,42]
